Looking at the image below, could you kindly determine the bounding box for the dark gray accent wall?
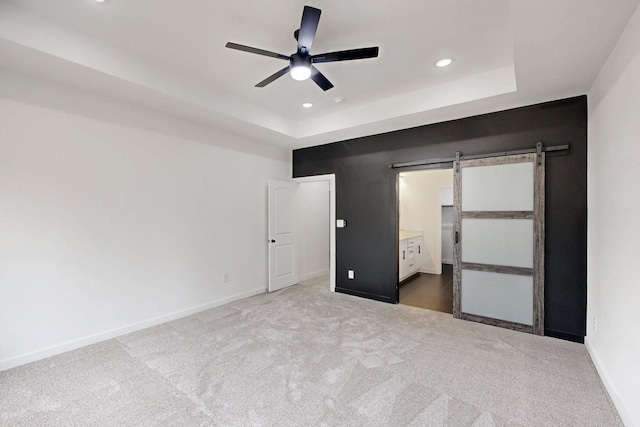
[293,96,587,342]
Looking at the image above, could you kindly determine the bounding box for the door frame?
[395,165,454,303]
[293,174,336,292]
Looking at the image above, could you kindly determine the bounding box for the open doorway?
[398,168,454,313]
[294,175,336,292]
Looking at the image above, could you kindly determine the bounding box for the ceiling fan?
[225,5,379,91]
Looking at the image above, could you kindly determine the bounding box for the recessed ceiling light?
[334,97,345,104]
[95,0,105,3]
[302,102,313,108]
[436,58,452,68]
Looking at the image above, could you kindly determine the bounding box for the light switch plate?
[348,270,354,279]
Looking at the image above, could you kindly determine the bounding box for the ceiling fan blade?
[297,6,321,55]
[310,66,334,91]
[311,47,379,63]
[255,66,291,87]
[226,42,290,61]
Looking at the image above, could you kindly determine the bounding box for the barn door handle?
[455,231,459,244]
[402,250,405,260]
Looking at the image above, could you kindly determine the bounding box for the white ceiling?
[0,0,638,149]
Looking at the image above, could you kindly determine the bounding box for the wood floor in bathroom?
[399,264,453,314]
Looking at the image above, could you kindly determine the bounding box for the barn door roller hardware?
[389,142,569,169]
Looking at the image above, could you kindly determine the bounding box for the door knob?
[269,239,276,243]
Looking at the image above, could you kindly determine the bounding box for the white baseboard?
[585,337,634,426]
[299,268,330,282]
[0,286,266,372]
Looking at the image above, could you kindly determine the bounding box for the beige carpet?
[0,275,622,426]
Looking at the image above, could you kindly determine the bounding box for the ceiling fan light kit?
[290,55,312,81]
[225,5,379,91]
[290,65,311,81]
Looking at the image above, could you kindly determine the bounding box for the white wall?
[399,169,453,274]
[587,4,640,426]
[441,206,454,264]
[0,76,290,370]
[296,181,330,281]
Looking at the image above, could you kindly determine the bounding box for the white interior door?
[453,153,545,335]
[268,179,298,292]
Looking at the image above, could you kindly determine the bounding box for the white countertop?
[399,230,422,240]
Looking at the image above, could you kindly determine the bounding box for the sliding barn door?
[453,153,544,335]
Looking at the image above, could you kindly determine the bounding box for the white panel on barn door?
[461,270,534,326]
[461,218,534,268]
[461,162,534,211]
